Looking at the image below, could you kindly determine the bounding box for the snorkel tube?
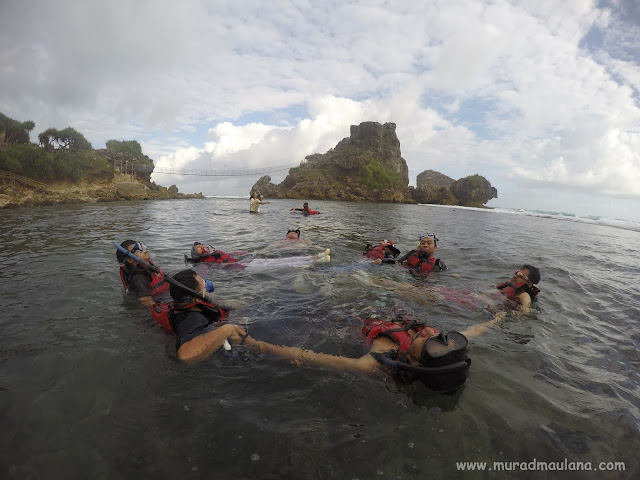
[114,242,220,304]
[370,329,471,393]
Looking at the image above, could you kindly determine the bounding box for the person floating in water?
[363,239,401,264]
[116,240,169,307]
[256,229,324,255]
[249,192,270,213]
[187,242,240,263]
[189,240,331,272]
[363,265,541,314]
[168,269,244,362]
[290,202,319,215]
[170,275,505,393]
[398,233,447,273]
[494,265,541,312]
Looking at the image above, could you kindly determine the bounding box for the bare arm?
[460,312,508,340]
[177,324,248,363]
[246,338,381,375]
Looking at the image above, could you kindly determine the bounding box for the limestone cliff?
[252,122,414,203]
[412,170,497,207]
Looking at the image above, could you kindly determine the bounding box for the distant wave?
[205,195,249,199]
[418,203,640,233]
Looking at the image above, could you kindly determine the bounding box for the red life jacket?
[363,245,390,260]
[151,299,229,332]
[119,261,169,296]
[199,251,239,263]
[496,282,540,302]
[403,251,441,272]
[362,317,439,355]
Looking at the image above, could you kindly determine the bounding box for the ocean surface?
[1,198,638,479]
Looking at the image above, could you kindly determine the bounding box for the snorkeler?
[362,265,541,314]
[255,229,324,254]
[363,239,401,264]
[290,202,319,215]
[187,242,240,263]
[116,240,169,307]
[398,233,447,273]
[172,274,505,393]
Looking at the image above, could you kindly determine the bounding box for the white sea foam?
[418,203,640,233]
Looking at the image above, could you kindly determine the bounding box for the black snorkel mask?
[287,229,301,237]
[371,331,471,393]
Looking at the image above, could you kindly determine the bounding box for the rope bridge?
[152,162,300,177]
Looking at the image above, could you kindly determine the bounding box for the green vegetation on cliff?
[0,143,113,182]
[0,113,158,184]
[362,156,404,190]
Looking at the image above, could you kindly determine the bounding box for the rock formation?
[251,121,498,207]
[252,122,414,203]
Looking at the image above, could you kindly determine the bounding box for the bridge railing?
[0,170,50,191]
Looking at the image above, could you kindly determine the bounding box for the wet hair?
[303,202,308,207]
[116,239,135,264]
[170,269,200,303]
[521,264,541,284]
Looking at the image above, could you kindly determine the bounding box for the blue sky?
[2,0,640,220]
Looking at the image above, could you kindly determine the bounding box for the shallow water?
[1,198,638,479]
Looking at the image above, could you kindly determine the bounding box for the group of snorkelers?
[116,229,541,393]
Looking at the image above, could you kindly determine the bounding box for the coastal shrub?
[38,127,92,150]
[106,139,143,156]
[53,150,83,182]
[0,112,34,145]
[0,144,47,177]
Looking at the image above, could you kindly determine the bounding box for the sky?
[2,0,640,221]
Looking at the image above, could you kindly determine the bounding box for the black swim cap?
[116,240,135,264]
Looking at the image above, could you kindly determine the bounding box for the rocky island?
[252,121,497,207]
[0,112,203,209]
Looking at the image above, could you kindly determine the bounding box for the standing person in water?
[290,202,319,214]
[398,233,447,273]
[250,192,270,213]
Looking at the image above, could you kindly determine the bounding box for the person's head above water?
[286,229,301,239]
[511,264,541,285]
[418,233,439,257]
[170,269,204,303]
[117,239,150,264]
[373,326,470,392]
[191,242,210,258]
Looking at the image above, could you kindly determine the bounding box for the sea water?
[0,198,638,479]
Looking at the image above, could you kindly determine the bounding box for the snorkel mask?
[287,229,301,238]
[132,241,148,254]
[419,233,439,247]
[371,330,470,393]
[421,331,468,365]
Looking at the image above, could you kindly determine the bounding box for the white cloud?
[1,0,640,218]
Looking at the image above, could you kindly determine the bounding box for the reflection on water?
[0,198,638,479]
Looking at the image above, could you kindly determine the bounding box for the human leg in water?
[241,254,330,272]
